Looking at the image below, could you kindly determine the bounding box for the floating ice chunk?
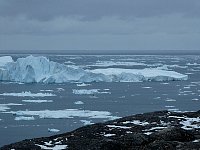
[154,97,161,100]
[0,105,10,111]
[165,106,175,108]
[192,98,199,101]
[142,87,152,89]
[80,120,93,125]
[0,103,23,111]
[77,83,90,87]
[0,91,56,97]
[73,89,110,95]
[186,63,200,66]
[168,108,180,112]
[48,128,60,133]
[22,100,53,103]
[57,88,65,91]
[74,101,84,105]
[40,90,53,92]
[165,98,176,102]
[5,109,117,119]
[0,56,13,67]
[73,89,99,95]
[15,116,35,121]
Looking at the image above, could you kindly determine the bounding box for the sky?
[0,0,200,51]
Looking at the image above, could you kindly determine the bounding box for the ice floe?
[80,120,93,125]
[165,98,176,102]
[76,83,90,87]
[5,109,117,120]
[0,103,23,111]
[0,91,56,97]
[15,116,35,121]
[0,56,188,83]
[22,100,53,103]
[48,128,60,133]
[72,89,111,95]
[74,101,84,105]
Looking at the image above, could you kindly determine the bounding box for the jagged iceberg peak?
[0,55,188,83]
[0,56,13,67]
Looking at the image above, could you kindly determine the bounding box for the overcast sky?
[0,0,200,50]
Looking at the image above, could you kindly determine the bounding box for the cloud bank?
[0,0,200,50]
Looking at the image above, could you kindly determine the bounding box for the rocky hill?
[1,110,200,150]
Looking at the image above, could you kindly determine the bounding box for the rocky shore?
[1,110,200,150]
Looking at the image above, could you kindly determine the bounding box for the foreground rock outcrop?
[1,110,200,150]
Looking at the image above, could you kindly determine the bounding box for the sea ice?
[0,103,23,111]
[5,109,117,120]
[76,83,90,87]
[74,101,84,105]
[72,89,110,95]
[48,128,60,133]
[15,116,35,121]
[22,100,53,103]
[0,91,56,97]
[80,120,93,125]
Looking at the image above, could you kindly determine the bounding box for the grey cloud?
[0,0,200,50]
[1,14,200,35]
[0,0,200,21]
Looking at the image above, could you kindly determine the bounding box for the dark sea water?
[0,51,200,146]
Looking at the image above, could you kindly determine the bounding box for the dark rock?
[150,127,195,142]
[1,110,200,150]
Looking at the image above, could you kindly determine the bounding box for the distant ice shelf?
[0,55,188,83]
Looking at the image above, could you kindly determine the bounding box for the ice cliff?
[0,56,188,83]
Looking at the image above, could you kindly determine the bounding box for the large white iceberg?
[0,55,188,83]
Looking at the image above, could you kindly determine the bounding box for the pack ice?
[0,56,188,83]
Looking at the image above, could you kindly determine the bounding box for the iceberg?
[0,55,188,83]
[0,56,13,67]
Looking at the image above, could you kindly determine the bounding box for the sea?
[0,50,200,146]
